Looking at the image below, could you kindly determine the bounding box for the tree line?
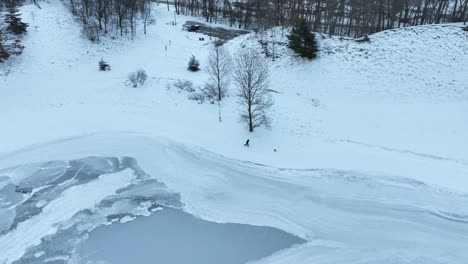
[8,0,465,41]
[172,0,468,37]
[65,0,153,40]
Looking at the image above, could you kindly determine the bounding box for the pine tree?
[187,55,200,72]
[10,38,24,56]
[287,20,318,59]
[0,31,11,62]
[99,58,110,71]
[0,47,9,62]
[0,30,24,62]
[5,9,28,35]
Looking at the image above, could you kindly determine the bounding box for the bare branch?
[206,44,232,101]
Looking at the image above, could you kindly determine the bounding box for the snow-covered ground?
[1,1,466,192]
[1,1,467,191]
[0,0,467,263]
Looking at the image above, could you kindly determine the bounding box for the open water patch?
[76,207,305,264]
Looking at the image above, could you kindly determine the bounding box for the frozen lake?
[77,207,305,264]
[1,145,467,264]
[0,156,305,264]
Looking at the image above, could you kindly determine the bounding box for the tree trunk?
[248,106,253,132]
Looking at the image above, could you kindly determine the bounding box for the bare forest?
[172,0,467,37]
[1,0,468,44]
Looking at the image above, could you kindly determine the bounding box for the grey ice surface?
[5,152,467,264]
[0,156,148,234]
[77,207,305,264]
[5,156,302,264]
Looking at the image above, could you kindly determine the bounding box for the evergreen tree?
[99,58,110,71]
[10,38,24,56]
[0,31,11,62]
[0,30,24,62]
[5,8,28,35]
[187,55,200,72]
[287,20,318,59]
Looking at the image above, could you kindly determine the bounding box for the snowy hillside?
[0,1,467,263]
[1,1,466,191]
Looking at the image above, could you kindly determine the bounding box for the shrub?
[201,82,219,100]
[128,69,148,87]
[173,80,195,92]
[136,69,147,85]
[188,93,206,104]
[83,21,99,42]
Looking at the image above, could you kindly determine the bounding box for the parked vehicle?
[187,25,200,32]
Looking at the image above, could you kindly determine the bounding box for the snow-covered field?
[0,0,467,263]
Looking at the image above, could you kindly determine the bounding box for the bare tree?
[139,0,152,35]
[206,44,232,101]
[174,0,466,38]
[233,49,273,132]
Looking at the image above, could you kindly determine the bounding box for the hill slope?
[0,0,467,192]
